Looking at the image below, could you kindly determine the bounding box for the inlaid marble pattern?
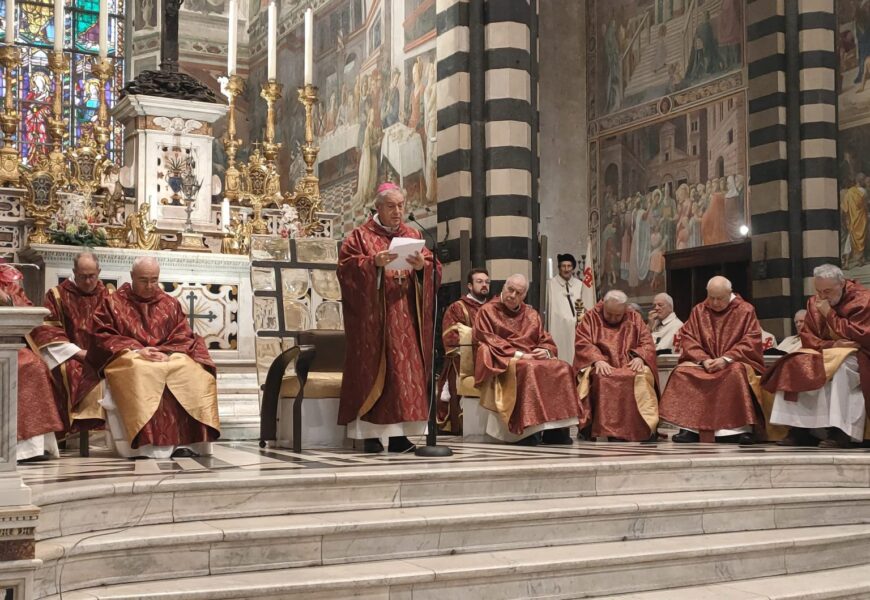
[17,439,870,489]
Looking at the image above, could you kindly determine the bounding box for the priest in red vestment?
[338,183,441,453]
[763,264,870,448]
[88,257,220,459]
[0,263,65,461]
[30,252,108,435]
[436,268,490,433]
[574,290,660,442]
[659,276,766,444]
[473,274,585,445]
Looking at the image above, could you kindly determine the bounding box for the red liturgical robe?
[337,218,441,427]
[437,296,484,432]
[474,300,584,435]
[88,284,220,448]
[659,294,766,438]
[0,273,64,442]
[30,279,109,431]
[762,280,870,426]
[574,302,660,441]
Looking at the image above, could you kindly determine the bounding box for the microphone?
[407,212,437,249]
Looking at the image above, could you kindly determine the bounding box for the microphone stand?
[407,212,453,457]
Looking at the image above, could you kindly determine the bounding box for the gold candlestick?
[0,44,21,187]
[283,84,322,234]
[47,50,69,181]
[91,57,114,151]
[259,79,283,162]
[222,73,245,201]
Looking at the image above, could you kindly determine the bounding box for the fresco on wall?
[245,0,437,235]
[838,125,870,283]
[588,0,743,120]
[597,92,748,298]
[838,0,870,129]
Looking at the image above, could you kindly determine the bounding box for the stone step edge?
[31,452,870,507]
[41,525,870,600]
[600,563,870,599]
[35,488,870,559]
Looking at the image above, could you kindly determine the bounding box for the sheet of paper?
[385,237,425,270]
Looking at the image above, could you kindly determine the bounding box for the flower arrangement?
[47,193,108,247]
[277,203,303,239]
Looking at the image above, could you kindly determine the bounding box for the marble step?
[41,524,870,599]
[32,452,870,541]
[601,563,870,599]
[34,488,870,596]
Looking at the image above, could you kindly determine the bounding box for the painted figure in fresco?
[382,69,401,129]
[604,20,622,113]
[718,0,742,69]
[352,107,378,210]
[681,11,722,87]
[424,62,438,205]
[854,1,870,84]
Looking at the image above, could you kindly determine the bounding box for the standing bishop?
[338,183,441,453]
[30,252,108,436]
[0,263,65,461]
[437,268,490,433]
[474,274,586,445]
[574,290,660,442]
[659,276,766,444]
[546,253,582,363]
[763,265,869,448]
[88,257,220,458]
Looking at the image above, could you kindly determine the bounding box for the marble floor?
[19,435,869,490]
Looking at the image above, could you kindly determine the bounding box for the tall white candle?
[267,0,276,80]
[98,0,108,58]
[53,0,63,51]
[221,198,230,232]
[5,0,14,44]
[149,195,158,222]
[227,0,237,75]
[303,7,313,85]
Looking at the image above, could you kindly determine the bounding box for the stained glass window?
[1,0,125,164]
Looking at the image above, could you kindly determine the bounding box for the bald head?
[130,256,160,298]
[706,276,733,312]
[73,251,101,293]
[501,273,529,310]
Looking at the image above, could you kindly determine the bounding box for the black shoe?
[171,447,200,458]
[607,436,628,442]
[18,452,51,463]
[672,429,699,443]
[363,438,384,453]
[715,433,742,444]
[387,436,416,453]
[576,425,593,441]
[542,427,573,445]
[737,432,755,445]
[642,432,659,444]
[514,432,542,446]
[777,427,817,447]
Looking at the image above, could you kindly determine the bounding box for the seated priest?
[30,252,108,436]
[437,268,490,433]
[574,290,660,442]
[473,273,586,445]
[88,257,220,458]
[647,292,683,353]
[0,262,65,461]
[776,310,807,354]
[337,183,440,454]
[659,276,766,444]
[763,265,869,448]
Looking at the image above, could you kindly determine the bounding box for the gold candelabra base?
[176,231,211,252]
[0,44,21,187]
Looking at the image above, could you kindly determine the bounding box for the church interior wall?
[538,0,588,272]
[585,0,748,309]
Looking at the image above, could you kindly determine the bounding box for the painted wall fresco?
[596,92,748,298]
[588,0,743,120]
[245,0,437,236]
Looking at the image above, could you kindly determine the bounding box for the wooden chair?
[259,330,346,453]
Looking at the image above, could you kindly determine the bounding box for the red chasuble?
[0,273,65,442]
[762,280,870,422]
[574,301,659,441]
[473,299,584,434]
[436,296,484,432]
[337,218,441,426]
[30,279,108,431]
[659,294,766,438]
[88,283,219,448]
